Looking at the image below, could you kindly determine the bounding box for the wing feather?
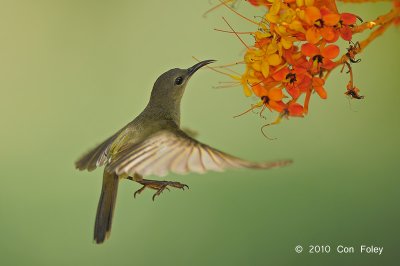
[169,142,192,175]
[75,133,119,171]
[187,145,206,173]
[198,147,224,172]
[106,129,292,177]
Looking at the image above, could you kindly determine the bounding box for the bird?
[75,60,292,244]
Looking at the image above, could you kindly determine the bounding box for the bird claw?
[133,185,146,198]
[133,179,189,200]
[168,181,189,190]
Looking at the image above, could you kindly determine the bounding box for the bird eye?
[174,77,183,85]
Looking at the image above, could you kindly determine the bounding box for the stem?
[346,62,354,88]
[327,9,397,77]
[352,8,400,34]
[358,21,393,52]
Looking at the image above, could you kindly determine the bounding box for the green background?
[0,1,399,265]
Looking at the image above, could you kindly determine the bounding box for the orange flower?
[272,66,311,99]
[282,46,308,66]
[301,42,339,74]
[287,102,304,117]
[312,77,327,99]
[252,85,286,112]
[304,6,340,44]
[337,13,357,41]
[214,0,395,126]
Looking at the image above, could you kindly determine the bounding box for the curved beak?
[187,59,216,77]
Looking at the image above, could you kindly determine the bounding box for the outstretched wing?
[75,132,120,171]
[106,129,291,177]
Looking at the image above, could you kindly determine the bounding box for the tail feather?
[94,172,119,244]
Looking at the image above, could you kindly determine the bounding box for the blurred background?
[0,0,399,265]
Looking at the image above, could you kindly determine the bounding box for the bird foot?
[133,179,189,201]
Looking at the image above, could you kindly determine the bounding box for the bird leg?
[128,174,189,201]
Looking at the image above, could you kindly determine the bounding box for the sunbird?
[75,60,291,244]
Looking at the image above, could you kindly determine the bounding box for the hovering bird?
[75,60,291,244]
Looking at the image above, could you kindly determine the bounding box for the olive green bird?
[75,60,292,244]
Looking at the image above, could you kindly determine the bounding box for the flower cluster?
[210,0,399,126]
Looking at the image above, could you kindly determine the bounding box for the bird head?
[149,60,216,107]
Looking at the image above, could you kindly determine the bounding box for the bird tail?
[94,171,119,244]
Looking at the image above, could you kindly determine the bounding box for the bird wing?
[75,132,120,171]
[106,129,291,177]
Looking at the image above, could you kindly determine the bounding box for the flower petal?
[253,61,262,71]
[323,13,340,26]
[322,59,336,69]
[269,100,286,112]
[272,67,289,81]
[267,54,282,66]
[267,40,279,55]
[269,0,281,15]
[312,78,327,99]
[266,13,279,23]
[286,86,301,99]
[269,88,284,101]
[252,84,267,97]
[314,85,327,99]
[306,28,320,44]
[289,20,306,33]
[298,76,312,91]
[340,26,353,41]
[305,6,321,25]
[301,43,320,57]
[243,82,253,97]
[341,13,357,25]
[281,37,293,49]
[288,103,304,116]
[312,77,325,87]
[255,31,271,40]
[321,44,340,59]
[261,60,270,78]
[305,0,314,6]
[320,27,338,42]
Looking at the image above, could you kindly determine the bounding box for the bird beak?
[187,60,216,77]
